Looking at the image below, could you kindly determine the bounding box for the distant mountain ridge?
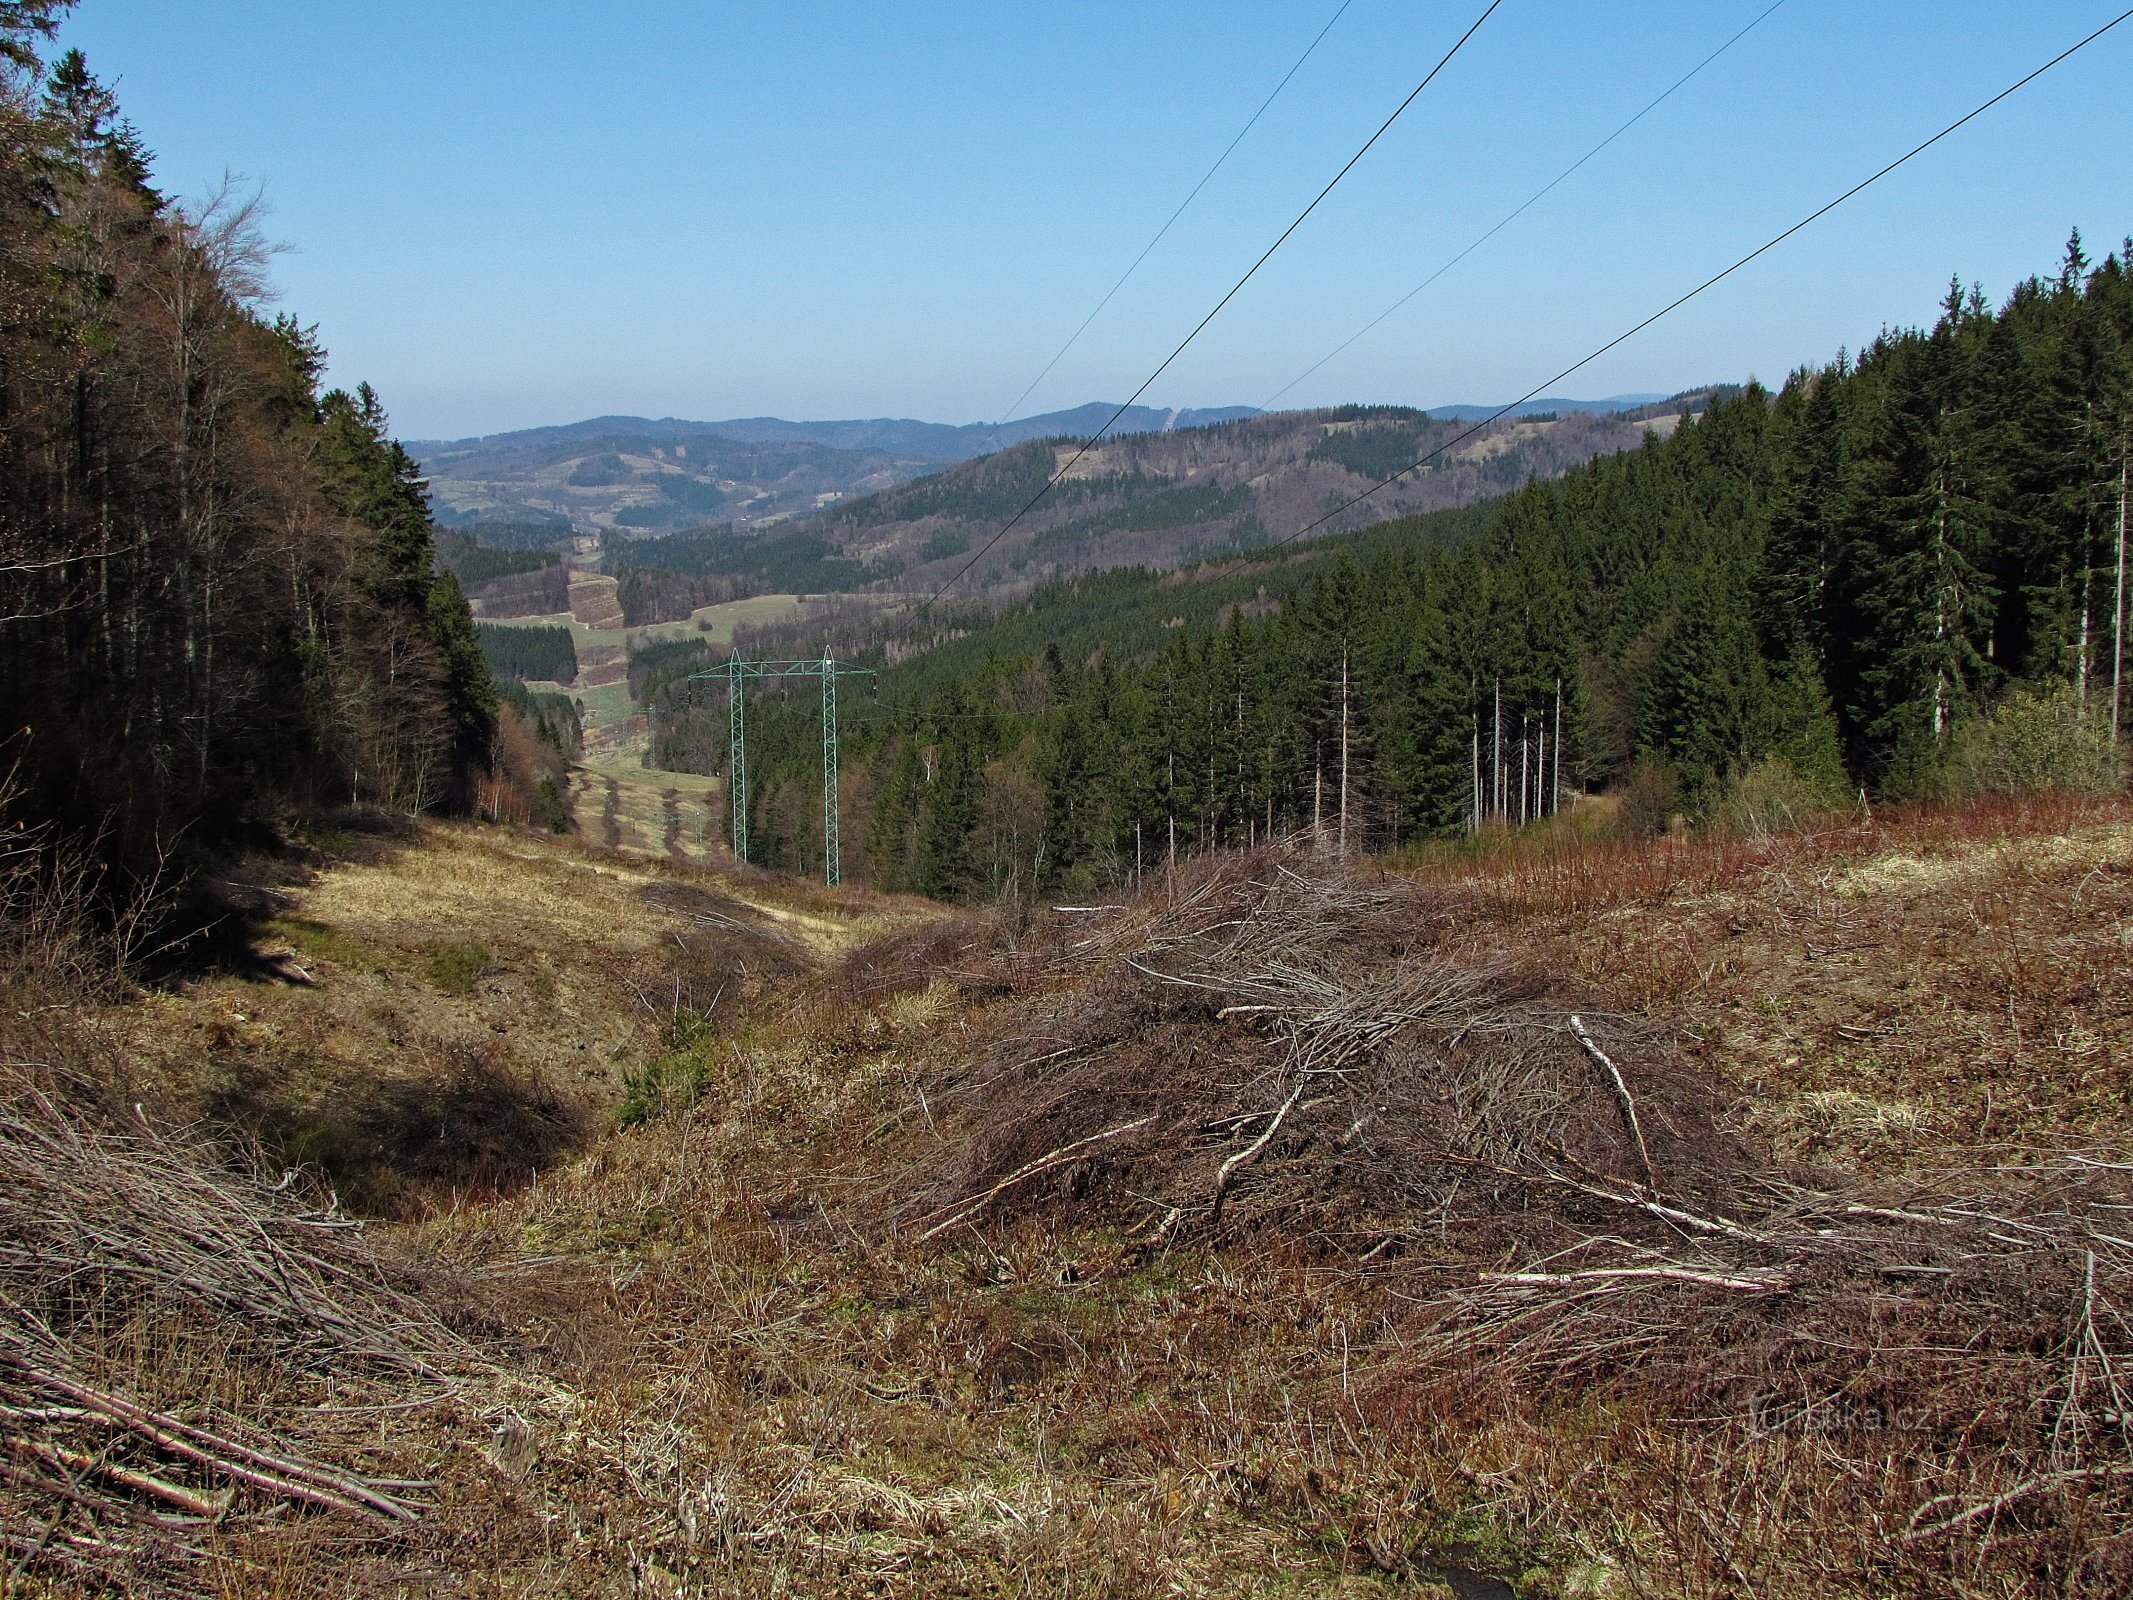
[410,403,1266,467]
[605,391,1731,614]
[409,396,1701,543]
[1421,393,1669,422]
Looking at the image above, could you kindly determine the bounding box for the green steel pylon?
[728,654,749,865]
[693,655,872,886]
[821,663,842,888]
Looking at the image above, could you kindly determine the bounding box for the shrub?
[1713,755,1846,841]
[1616,758,1681,840]
[617,1031,713,1127]
[536,775,571,833]
[1951,682,2119,798]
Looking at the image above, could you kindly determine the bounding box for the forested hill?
[1,39,497,869]
[709,234,2132,897]
[413,423,939,537]
[408,404,1265,539]
[736,397,1713,588]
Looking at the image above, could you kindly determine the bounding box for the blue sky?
[52,1,2133,440]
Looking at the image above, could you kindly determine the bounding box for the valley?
[8,9,2133,1596]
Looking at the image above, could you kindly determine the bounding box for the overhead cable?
[1259,0,1787,411]
[1269,4,2133,552]
[922,0,1507,615]
[985,0,1357,449]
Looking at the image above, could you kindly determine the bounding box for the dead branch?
[1209,1081,1306,1229]
[1568,1014,1658,1194]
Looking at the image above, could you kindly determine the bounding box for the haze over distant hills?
[410,403,1262,535]
[410,403,1262,472]
[411,396,1679,538]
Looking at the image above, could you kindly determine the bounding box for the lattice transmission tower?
[691,656,873,886]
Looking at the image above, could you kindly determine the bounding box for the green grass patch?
[269,916,378,971]
[616,1010,721,1126]
[418,937,492,996]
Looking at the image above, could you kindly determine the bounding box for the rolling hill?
[408,403,1265,537]
[705,392,1722,589]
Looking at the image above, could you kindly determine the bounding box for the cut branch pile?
[900,850,1721,1249]
[0,1062,469,1590]
[890,844,2133,1584]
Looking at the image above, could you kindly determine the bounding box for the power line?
[921,0,1506,617]
[984,0,1356,450]
[1259,0,1786,412]
[1268,3,2133,554]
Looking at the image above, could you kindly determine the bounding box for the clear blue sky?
[52,1,2133,440]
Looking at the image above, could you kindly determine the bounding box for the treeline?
[725,235,2131,897]
[610,523,878,625]
[434,530,557,587]
[496,680,582,760]
[476,623,577,684]
[0,22,499,871]
[614,567,755,627]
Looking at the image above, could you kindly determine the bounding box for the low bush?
[1952,681,2119,798]
[1712,754,1848,840]
[1616,757,1681,839]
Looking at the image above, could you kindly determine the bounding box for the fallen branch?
[1901,1463,2133,1544]
[1483,1265,1789,1293]
[917,1116,1155,1241]
[1568,1015,1658,1195]
[1209,1082,1307,1229]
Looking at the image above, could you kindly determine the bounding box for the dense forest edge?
[0,21,579,884]
[691,235,2131,896]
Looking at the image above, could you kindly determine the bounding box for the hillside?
[411,423,939,538]
[623,396,1712,595]
[683,240,2133,900]
[11,19,2133,1596]
[408,404,1267,539]
[15,789,2131,1595]
[681,402,1263,460]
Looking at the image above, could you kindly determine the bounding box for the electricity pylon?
[691,656,872,886]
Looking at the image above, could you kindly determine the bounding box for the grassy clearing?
[326,793,2128,1596]
[114,823,917,1219]
[472,591,837,654]
[20,796,2132,1595]
[570,758,724,863]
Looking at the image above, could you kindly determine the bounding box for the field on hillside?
[478,592,855,652]
[9,799,2131,1596]
[485,590,878,758]
[571,758,724,862]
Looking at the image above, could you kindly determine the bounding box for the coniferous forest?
[705,237,2132,897]
[0,25,496,875]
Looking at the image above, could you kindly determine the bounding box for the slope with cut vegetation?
[775,399,1706,588]
[436,795,2131,1599]
[9,779,2129,1596]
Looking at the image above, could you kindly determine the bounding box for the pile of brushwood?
[878,845,2133,1589]
[0,814,474,1592]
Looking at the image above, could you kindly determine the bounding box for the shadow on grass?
[209,1041,591,1219]
[142,806,422,987]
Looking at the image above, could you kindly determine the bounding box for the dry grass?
[318,795,2122,1597]
[102,821,924,1217]
[12,793,2132,1596]
[1409,795,2133,1170]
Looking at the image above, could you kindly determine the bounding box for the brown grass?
[12,794,2131,1596]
